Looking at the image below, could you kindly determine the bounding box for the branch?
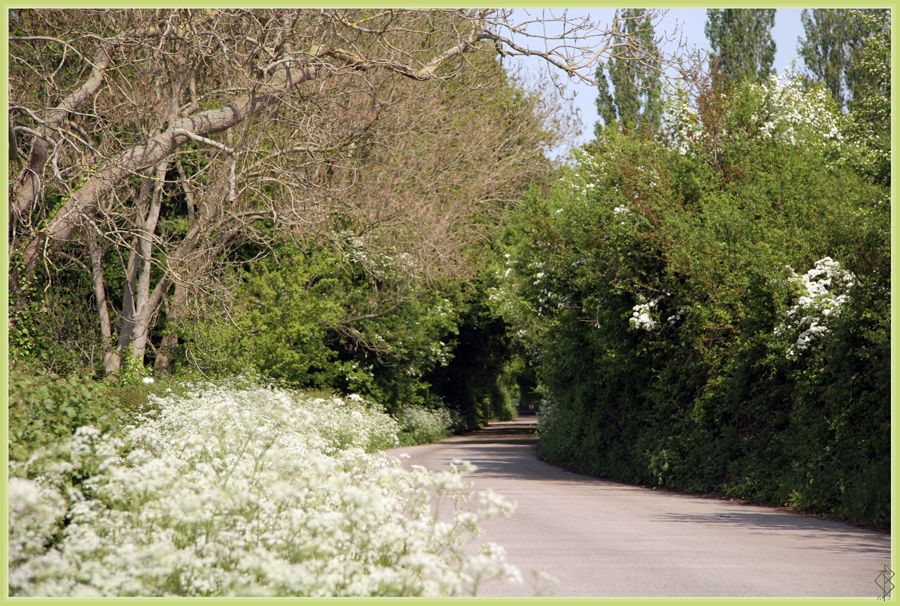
[9,22,185,220]
[18,60,322,278]
[170,128,235,155]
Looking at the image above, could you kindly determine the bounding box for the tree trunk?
[85,220,120,374]
[154,281,189,374]
[114,170,155,355]
[128,161,168,367]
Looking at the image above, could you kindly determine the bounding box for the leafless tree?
[8,8,680,374]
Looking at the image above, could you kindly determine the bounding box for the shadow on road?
[653,511,891,557]
[414,418,893,559]
[444,419,538,443]
[422,419,650,490]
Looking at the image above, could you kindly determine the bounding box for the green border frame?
[1,2,895,604]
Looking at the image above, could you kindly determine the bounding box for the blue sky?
[510,8,806,150]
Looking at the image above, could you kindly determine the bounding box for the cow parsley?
[9,383,521,597]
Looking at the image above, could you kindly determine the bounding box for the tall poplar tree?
[798,9,890,111]
[594,9,663,136]
[705,9,776,87]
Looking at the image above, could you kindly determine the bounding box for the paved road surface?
[385,417,892,598]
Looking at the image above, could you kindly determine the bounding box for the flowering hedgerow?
[9,381,521,597]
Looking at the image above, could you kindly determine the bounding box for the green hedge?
[503,77,890,528]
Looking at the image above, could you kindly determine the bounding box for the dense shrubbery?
[9,380,521,597]
[502,71,889,527]
[188,242,516,430]
[7,360,189,462]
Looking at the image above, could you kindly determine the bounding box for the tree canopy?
[594,9,663,136]
[798,8,890,111]
[705,9,776,87]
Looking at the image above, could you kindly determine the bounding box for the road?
[384,416,892,598]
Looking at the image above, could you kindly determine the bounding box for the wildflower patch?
[9,381,520,597]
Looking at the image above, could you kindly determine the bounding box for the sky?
[509,8,807,152]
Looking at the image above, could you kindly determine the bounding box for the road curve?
[384,416,891,598]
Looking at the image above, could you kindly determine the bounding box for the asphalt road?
[384,416,892,598]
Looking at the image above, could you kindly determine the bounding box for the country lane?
[384,416,892,598]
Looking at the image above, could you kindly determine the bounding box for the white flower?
[776,257,855,357]
[9,382,522,597]
[629,295,664,331]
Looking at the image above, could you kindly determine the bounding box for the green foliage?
[118,343,151,386]
[705,9,776,87]
[426,278,517,430]
[594,9,663,136]
[798,9,890,111]
[504,75,890,527]
[8,251,102,376]
[186,234,519,432]
[7,360,178,463]
[841,10,891,188]
[8,362,115,463]
[193,247,346,389]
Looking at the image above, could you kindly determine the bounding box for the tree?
[180,62,565,401]
[8,8,676,376]
[841,10,891,186]
[705,9,775,87]
[594,9,664,136]
[798,8,890,111]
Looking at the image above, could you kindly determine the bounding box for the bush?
[504,71,890,527]
[8,360,194,463]
[9,380,522,597]
[9,362,123,462]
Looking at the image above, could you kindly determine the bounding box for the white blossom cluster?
[336,230,422,282]
[663,87,704,156]
[629,294,664,331]
[9,383,521,597]
[560,150,605,200]
[775,257,855,357]
[749,68,844,152]
[529,262,555,315]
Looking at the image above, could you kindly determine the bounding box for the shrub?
[8,360,192,463]
[9,362,121,462]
